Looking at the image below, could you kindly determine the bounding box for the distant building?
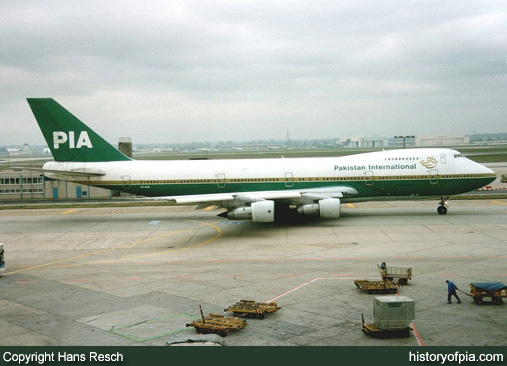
[344,135,469,148]
[387,136,416,148]
[346,137,388,148]
[416,135,469,146]
[0,171,44,199]
[0,170,113,200]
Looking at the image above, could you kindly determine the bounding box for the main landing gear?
[437,196,449,215]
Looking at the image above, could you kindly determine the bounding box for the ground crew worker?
[379,262,387,281]
[446,280,461,304]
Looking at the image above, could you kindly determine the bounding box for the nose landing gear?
[437,196,449,215]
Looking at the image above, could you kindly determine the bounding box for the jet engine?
[225,200,275,222]
[297,198,341,218]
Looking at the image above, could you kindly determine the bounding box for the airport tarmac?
[0,199,506,346]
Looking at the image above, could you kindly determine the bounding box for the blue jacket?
[448,281,458,292]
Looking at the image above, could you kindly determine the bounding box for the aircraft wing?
[156,186,358,208]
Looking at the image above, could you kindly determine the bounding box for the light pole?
[394,135,415,149]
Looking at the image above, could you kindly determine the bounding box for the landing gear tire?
[438,196,449,215]
[437,206,448,215]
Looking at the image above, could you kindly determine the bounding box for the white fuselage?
[42,148,495,201]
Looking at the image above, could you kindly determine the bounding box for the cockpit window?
[454,154,464,158]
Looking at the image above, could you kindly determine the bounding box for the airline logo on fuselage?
[419,156,438,169]
[53,131,93,149]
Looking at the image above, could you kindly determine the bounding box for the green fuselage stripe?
[78,173,495,198]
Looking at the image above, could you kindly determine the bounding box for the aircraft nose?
[470,159,495,174]
[478,164,497,184]
[481,164,496,175]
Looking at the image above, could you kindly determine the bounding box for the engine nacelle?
[251,200,275,222]
[297,198,341,218]
[297,203,320,216]
[227,206,252,220]
[319,198,341,218]
[226,200,275,222]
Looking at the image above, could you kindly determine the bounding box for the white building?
[346,137,388,148]
[416,135,470,146]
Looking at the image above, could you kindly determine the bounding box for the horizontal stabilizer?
[12,167,106,177]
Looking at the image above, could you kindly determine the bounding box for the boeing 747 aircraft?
[27,98,496,222]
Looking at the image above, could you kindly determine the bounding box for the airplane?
[26,98,496,222]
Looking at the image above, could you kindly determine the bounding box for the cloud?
[1,0,505,145]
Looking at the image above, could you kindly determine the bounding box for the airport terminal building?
[0,139,132,200]
[0,170,113,200]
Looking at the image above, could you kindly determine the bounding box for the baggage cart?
[378,264,412,285]
[186,306,247,337]
[354,279,398,294]
[361,296,414,338]
[361,314,411,338]
[224,300,281,319]
[468,283,507,305]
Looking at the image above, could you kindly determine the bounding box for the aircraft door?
[440,153,447,164]
[285,172,294,188]
[364,171,374,186]
[430,170,438,184]
[121,175,131,189]
[216,174,226,188]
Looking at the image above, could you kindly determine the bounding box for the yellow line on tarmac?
[204,205,215,211]
[90,220,223,264]
[491,200,507,205]
[61,209,77,215]
[346,204,357,208]
[3,221,221,275]
[51,220,222,268]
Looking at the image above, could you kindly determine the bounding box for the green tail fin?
[27,98,131,162]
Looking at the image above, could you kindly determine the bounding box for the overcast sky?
[1,1,505,146]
